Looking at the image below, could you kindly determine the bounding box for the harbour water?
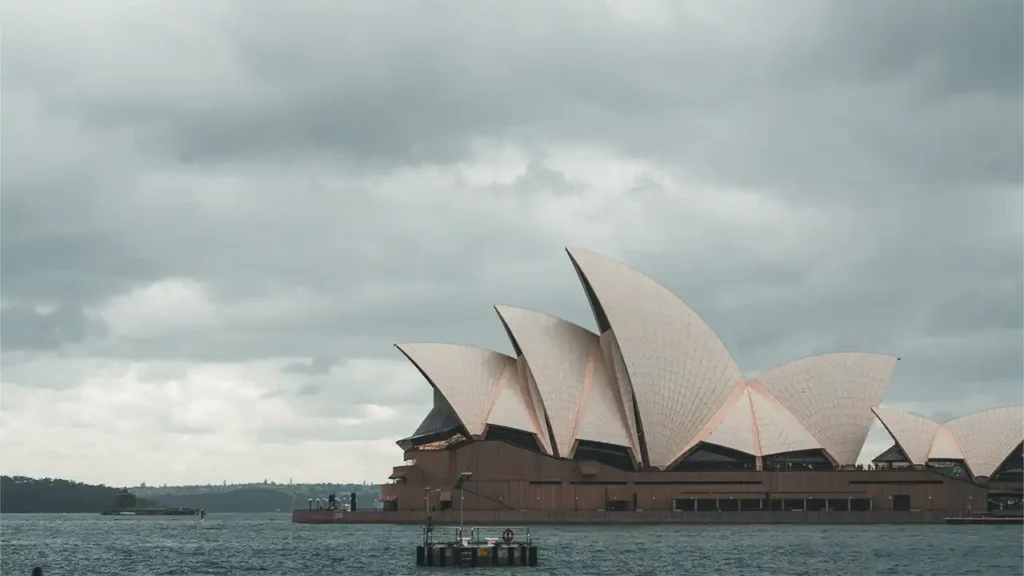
[2,513,1021,575]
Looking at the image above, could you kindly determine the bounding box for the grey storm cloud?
[281,356,338,376]
[1,0,1021,413]
[0,304,106,351]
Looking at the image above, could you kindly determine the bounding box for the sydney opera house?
[366,249,1022,524]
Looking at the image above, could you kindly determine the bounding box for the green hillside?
[139,484,383,512]
[0,476,160,513]
[1,476,383,513]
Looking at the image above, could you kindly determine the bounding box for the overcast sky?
[2,0,1021,486]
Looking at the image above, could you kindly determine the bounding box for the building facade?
[370,248,1022,522]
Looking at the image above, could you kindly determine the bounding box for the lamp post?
[452,472,474,539]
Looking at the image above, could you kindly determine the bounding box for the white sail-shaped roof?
[396,343,506,436]
[514,355,555,456]
[945,406,1024,479]
[599,330,643,458]
[703,387,760,455]
[575,354,635,451]
[929,427,965,461]
[485,358,534,431]
[698,382,823,458]
[495,305,634,458]
[872,405,1024,478]
[396,343,550,453]
[871,406,943,465]
[396,247,1024,475]
[747,384,822,456]
[567,248,744,469]
[754,353,896,466]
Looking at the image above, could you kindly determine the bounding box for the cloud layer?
[2,0,1021,485]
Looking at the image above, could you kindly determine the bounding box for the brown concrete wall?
[312,509,953,525]
[387,441,989,515]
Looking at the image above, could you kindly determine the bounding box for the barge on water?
[102,508,199,516]
[418,525,538,567]
[415,472,538,568]
[100,488,203,517]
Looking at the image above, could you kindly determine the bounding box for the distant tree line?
[132,481,379,498]
[1,476,383,513]
[147,485,382,512]
[0,476,159,513]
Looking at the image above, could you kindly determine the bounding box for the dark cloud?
[1,0,1020,417]
[0,304,106,351]
[281,356,337,376]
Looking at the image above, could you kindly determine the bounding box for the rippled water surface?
[2,513,1022,575]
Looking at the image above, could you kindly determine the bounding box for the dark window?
[872,443,910,465]
[695,499,718,512]
[763,449,834,471]
[397,388,469,451]
[718,498,740,511]
[806,498,828,512]
[849,480,943,485]
[850,498,872,511]
[574,440,635,471]
[739,499,763,511]
[988,494,1023,512]
[926,459,972,480]
[605,500,628,512]
[673,498,696,511]
[991,443,1023,482]
[892,494,911,511]
[634,480,762,485]
[673,443,756,472]
[484,425,541,453]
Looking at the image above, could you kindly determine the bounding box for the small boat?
[100,488,198,516]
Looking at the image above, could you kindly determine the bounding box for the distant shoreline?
[1,475,382,515]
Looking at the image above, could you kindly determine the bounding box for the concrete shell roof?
[872,405,1024,478]
[871,405,942,464]
[494,305,635,458]
[699,382,823,458]
[396,248,910,468]
[566,248,745,469]
[944,406,1024,478]
[395,342,551,453]
[754,353,896,466]
[566,248,894,468]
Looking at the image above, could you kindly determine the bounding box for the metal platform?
[417,526,538,567]
[415,471,539,567]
